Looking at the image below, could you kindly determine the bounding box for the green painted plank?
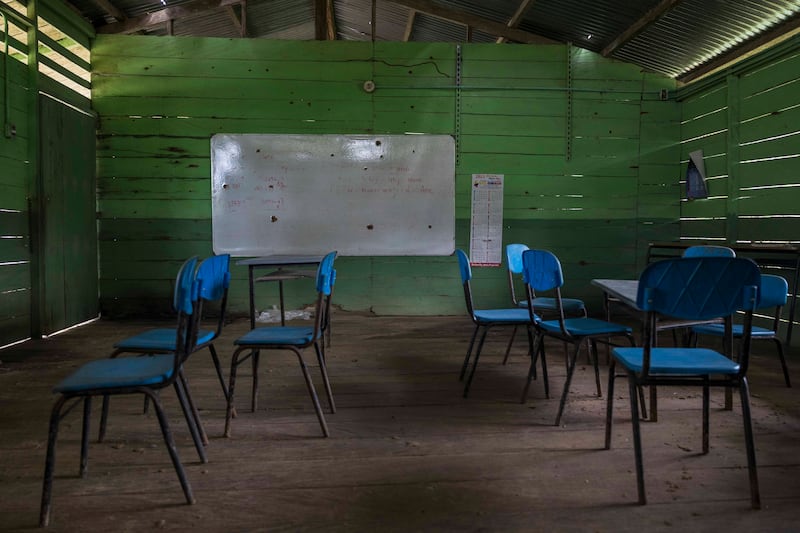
[460,114,565,136]
[460,97,565,116]
[739,158,800,186]
[738,190,800,215]
[459,135,564,156]
[97,156,209,178]
[0,184,28,211]
[738,51,800,98]
[95,95,382,121]
[0,158,29,187]
[98,198,210,219]
[98,177,210,199]
[100,240,212,262]
[97,116,377,136]
[462,43,565,62]
[461,60,566,80]
[737,218,800,242]
[98,218,211,240]
[94,34,377,61]
[93,75,365,99]
[739,78,800,121]
[740,135,800,162]
[458,153,565,175]
[680,85,727,119]
[0,262,30,293]
[737,106,800,145]
[371,111,454,133]
[95,56,374,80]
[0,237,29,261]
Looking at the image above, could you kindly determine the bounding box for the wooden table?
[236,255,324,328]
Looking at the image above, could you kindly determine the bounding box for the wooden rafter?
[602,0,685,56]
[402,9,416,41]
[388,0,555,44]
[89,0,128,23]
[225,1,247,37]
[97,0,240,34]
[496,0,535,44]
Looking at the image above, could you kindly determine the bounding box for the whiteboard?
[211,134,455,257]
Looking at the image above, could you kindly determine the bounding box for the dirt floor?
[1,312,799,532]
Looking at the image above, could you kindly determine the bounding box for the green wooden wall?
[0,55,32,346]
[93,35,679,317]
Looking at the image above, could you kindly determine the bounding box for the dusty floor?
[1,312,799,532]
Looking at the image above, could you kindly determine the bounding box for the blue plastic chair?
[455,249,545,399]
[691,273,791,387]
[225,251,337,438]
[604,256,762,509]
[520,249,636,426]
[99,254,232,443]
[682,244,736,258]
[39,256,204,527]
[503,243,586,364]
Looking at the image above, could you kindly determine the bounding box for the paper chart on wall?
[469,174,504,266]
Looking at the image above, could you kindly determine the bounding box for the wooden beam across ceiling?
[89,0,128,22]
[314,0,336,40]
[496,0,536,44]
[388,0,555,44]
[97,0,240,33]
[602,0,685,56]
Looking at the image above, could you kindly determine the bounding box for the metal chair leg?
[460,326,480,381]
[80,398,91,477]
[554,341,581,426]
[208,344,231,400]
[178,369,208,446]
[628,374,646,505]
[314,342,336,413]
[251,349,260,412]
[463,327,489,398]
[604,360,616,449]
[173,378,208,463]
[773,338,791,387]
[293,348,329,437]
[502,326,517,365]
[98,395,110,443]
[144,389,196,506]
[224,348,245,438]
[39,396,67,527]
[738,377,761,510]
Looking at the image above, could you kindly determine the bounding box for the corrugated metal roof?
[76,0,800,81]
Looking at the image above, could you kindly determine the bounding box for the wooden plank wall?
[679,42,800,244]
[0,55,32,346]
[93,35,678,317]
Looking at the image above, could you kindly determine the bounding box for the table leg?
[279,280,286,326]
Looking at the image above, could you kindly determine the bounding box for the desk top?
[591,279,638,308]
[236,255,325,267]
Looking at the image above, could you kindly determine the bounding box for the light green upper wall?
[92,35,679,317]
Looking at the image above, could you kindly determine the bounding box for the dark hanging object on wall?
[686,150,708,199]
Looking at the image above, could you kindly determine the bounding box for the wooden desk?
[236,255,323,328]
[647,241,800,345]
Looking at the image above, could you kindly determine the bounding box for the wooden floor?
[1,312,799,532]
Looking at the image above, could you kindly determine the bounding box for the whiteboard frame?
[211,133,456,257]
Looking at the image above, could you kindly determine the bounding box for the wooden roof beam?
[97,0,240,34]
[388,0,555,44]
[602,0,685,56]
[315,0,336,40]
[89,0,128,23]
[403,9,416,41]
[225,0,247,37]
[496,0,536,44]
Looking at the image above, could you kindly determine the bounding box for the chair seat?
[692,323,775,338]
[234,326,318,346]
[113,329,215,351]
[474,308,538,324]
[54,355,175,393]
[517,296,585,314]
[613,347,740,375]
[539,317,631,337]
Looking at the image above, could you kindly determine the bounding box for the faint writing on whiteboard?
[470,174,504,267]
[329,174,434,195]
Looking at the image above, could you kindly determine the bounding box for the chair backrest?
[637,257,760,375]
[316,251,338,295]
[196,254,231,338]
[506,243,529,305]
[314,251,338,334]
[759,274,788,309]
[521,249,565,293]
[173,256,201,369]
[455,249,477,317]
[682,245,736,258]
